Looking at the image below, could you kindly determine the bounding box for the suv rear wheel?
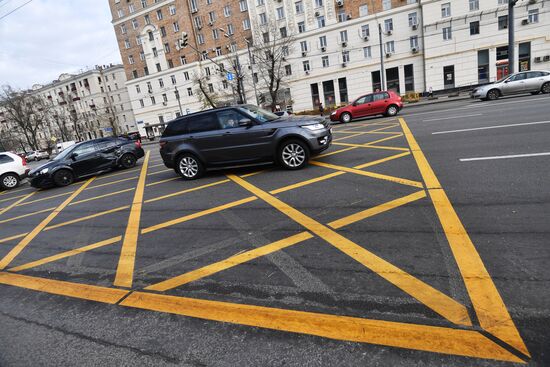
[176,153,204,180]
[279,140,309,170]
[1,173,20,190]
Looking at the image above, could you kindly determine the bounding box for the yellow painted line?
[94,168,140,181]
[333,132,366,142]
[0,186,34,195]
[148,162,165,169]
[0,192,35,216]
[0,272,128,304]
[146,177,180,187]
[271,172,345,194]
[147,232,314,291]
[227,175,471,326]
[20,191,74,206]
[310,161,423,188]
[88,176,138,189]
[241,169,269,178]
[141,197,257,234]
[364,133,404,146]
[9,236,122,272]
[0,207,55,224]
[44,206,131,231]
[399,117,530,357]
[148,169,172,176]
[355,152,411,169]
[0,177,95,270]
[145,169,266,188]
[0,192,33,204]
[114,151,150,288]
[333,142,409,152]
[70,188,135,206]
[315,146,358,158]
[0,233,28,245]
[121,292,521,363]
[144,179,230,203]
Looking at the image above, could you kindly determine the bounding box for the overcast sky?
[0,0,122,90]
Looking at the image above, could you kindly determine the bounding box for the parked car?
[29,137,145,188]
[330,91,404,124]
[56,141,76,153]
[471,71,550,100]
[159,105,332,180]
[0,152,29,190]
[26,150,50,161]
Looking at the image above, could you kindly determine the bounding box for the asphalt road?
[0,93,548,366]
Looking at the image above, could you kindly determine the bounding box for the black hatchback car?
[159,105,332,180]
[29,137,145,188]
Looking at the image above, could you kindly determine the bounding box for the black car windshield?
[238,105,280,123]
[53,145,77,161]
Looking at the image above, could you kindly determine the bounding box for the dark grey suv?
[159,105,332,179]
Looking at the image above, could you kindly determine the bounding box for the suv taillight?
[21,156,27,166]
[159,141,167,149]
[135,140,142,148]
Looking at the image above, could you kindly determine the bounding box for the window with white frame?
[442,26,452,40]
[129,4,135,13]
[276,7,285,19]
[441,3,451,18]
[169,5,176,15]
[382,0,391,11]
[128,55,135,64]
[118,9,124,18]
[384,18,393,32]
[184,71,190,80]
[342,51,350,63]
[300,40,308,52]
[239,0,247,11]
[124,39,131,48]
[319,35,327,48]
[243,18,251,30]
[171,75,177,85]
[322,56,329,67]
[227,24,234,35]
[257,0,264,5]
[469,0,479,11]
[340,30,348,43]
[361,24,370,38]
[359,5,368,17]
[285,65,292,76]
[156,9,163,20]
[173,22,180,32]
[385,40,395,53]
[132,18,138,29]
[197,33,205,44]
[410,36,419,49]
[212,28,219,39]
[298,21,305,33]
[295,1,304,14]
[528,9,539,23]
[363,46,372,58]
[223,5,231,17]
[315,0,323,7]
[408,12,417,26]
[303,60,310,72]
[259,13,267,25]
[120,24,127,34]
[317,16,325,28]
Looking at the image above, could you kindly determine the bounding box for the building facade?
[108,0,550,136]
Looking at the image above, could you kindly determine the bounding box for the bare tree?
[249,20,295,110]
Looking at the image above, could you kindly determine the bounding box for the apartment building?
[109,0,550,136]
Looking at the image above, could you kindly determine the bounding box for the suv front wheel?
[175,153,204,180]
[279,140,310,170]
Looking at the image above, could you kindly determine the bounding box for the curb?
[404,95,472,108]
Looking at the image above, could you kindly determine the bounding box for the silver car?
[471,70,550,100]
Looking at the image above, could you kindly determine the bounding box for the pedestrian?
[319,103,324,117]
[428,86,433,98]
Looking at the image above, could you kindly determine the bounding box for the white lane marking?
[424,114,483,122]
[462,96,550,109]
[460,152,550,162]
[432,120,550,135]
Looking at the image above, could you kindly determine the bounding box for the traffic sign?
[227,73,234,81]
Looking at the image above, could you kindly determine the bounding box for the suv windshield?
[238,105,280,123]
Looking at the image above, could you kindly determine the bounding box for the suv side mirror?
[70,152,79,160]
[352,102,357,106]
[238,118,253,127]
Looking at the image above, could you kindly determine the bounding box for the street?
[0,94,549,366]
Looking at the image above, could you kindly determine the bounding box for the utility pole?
[378,23,386,91]
[174,86,183,116]
[508,0,518,75]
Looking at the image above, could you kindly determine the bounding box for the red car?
[330,91,403,123]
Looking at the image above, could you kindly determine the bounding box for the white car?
[0,152,29,190]
[471,70,550,100]
[26,150,50,161]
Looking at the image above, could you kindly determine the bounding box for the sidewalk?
[404,93,472,108]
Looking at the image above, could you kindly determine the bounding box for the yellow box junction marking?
[114,151,150,288]
[0,192,35,216]
[399,118,529,357]
[0,177,95,270]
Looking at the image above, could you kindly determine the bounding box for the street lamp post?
[508,0,518,75]
[378,23,386,91]
[219,28,246,104]
[245,39,260,106]
[174,86,183,116]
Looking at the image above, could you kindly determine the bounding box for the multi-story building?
[109,0,550,136]
[0,64,136,151]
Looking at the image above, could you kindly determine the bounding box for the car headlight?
[301,123,325,131]
[39,168,49,174]
[330,111,336,115]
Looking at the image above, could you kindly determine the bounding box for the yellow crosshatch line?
[0,192,35,216]
[0,118,529,362]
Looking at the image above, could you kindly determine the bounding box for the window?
[187,87,193,96]
[198,33,205,44]
[132,19,138,29]
[137,36,142,45]
[243,18,251,30]
[222,80,228,89]
[340,30,348,43]
[469,0,479,11]
[385,41,395,53]
[441,3,451,18]
[141,0,147,8]
[148,31,154,41]
[319,36,327,48]
[442,26,452,40]
[180,55,187,65]
[156,9,163,20]
[118,9,124,18]
[314,0,323,7]
[124,39,131,48]
[159,26,166,37]
[528,9,539,23]
[173,22,180,32]
[361,25,370,38]
[129,4,135,13]
[120,24,127,34]
[162,93,168,103]
[277,7,285,19]
[158,78,164,88]
[184,71,190,80]
[363,46,371,58]
[227,24,234,35]
[280,27,287,38]
[317,16,325,28]
[73,143,96,156]
[498,15,508,30]
[498,0,507,4]
[223,5,231,17]
[156,63,162,72]
[139,99,145,107]
[300,41,308,52]
[144,14,151,24]
[205,67,211,76]
[295,1,303,14]
[128,55,135,64]
[217,110,246,129]
[190,0,198,11]
[410,36,418,49]
[257,0,264,5]
[382,0,391,11]
[216,47,222,56]
[188,114,220,133]
[322,56,329,67]
[165,42,171,53]
[359,5,368,17]
[239,0,247,11]
[384,19,393,32]
[303,60,310,72]
[194,16,202,29]
[263,32,270,43]
[147,82,152,92]
[152,47,158,57]
[259,13,267,25]
[212,28,219,39]
[470,21,480,35]
[208,11,216,23]
[342,50,350,63]
[285,65,292,76]
[133,70,138,79]
[408,12,417,26]
[169,5,176,15]
[136,85,141,93]
[298,21,305,33]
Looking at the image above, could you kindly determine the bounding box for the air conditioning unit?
[162,102,167,106]
[342,41,347,48]
[412,47,419,53]
[412,24,418,30]
[305,70,310,75]
[534,56,542,63]
[347,14,352,20]
[386,30,393,35]
[302,51,307,57]
[315,11,321,17]
[342,62,347,67]
[544,55,550,61]
[321,46,326,52]
[337,0,344,6]
[386,52,392,58]
[363,35,369,41]
[208,21,213,26]
[521,19,530,25]
[197,25,202,30]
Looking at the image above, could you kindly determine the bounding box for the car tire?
[0,173,20,190]
[340,112,352,124]
[175,153,204,180]
[120,153,137,169]
[385,105,399,117]
[53,169,74,187]
[531,91,540,95]
[279,139,310,170]
[486,89,500,100]
[542,82,550,94]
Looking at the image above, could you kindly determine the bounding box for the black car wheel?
[53,169,74,187]
[279,140,309,170]
[385,105,399,117]
[340,112,352,124]
[542,82,550,94]
[486,89,500,100]
[175,153,204,180]
[0,173,20,190]
[120,153,137,169]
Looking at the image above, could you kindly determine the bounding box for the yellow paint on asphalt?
[144,179,230,204]
[0,208,55,225]
[69,188,135,206]
[120,292,521,363]
[315,146,358,158]
[0,233,27,244]
[334,142,410,152]
[20,191,74,206]
[94,168,140,181]
[227,175,471,326]
[309,161,423,188]
[0,192,35,216]
[0,272,128,304]
[0,177,95,270]
[146,177,180,187]
[399,117,530,357]
[270,172,345,194]
[44,206,131,231]
[364,133,404,146]
[0,192,33,204]
[354,152,411,169]
[88,176,138,189]
[148,169,172,176]
[114,151,150,288]
[147,232,314,291]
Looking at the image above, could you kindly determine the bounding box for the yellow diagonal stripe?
[0,192,35,216]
